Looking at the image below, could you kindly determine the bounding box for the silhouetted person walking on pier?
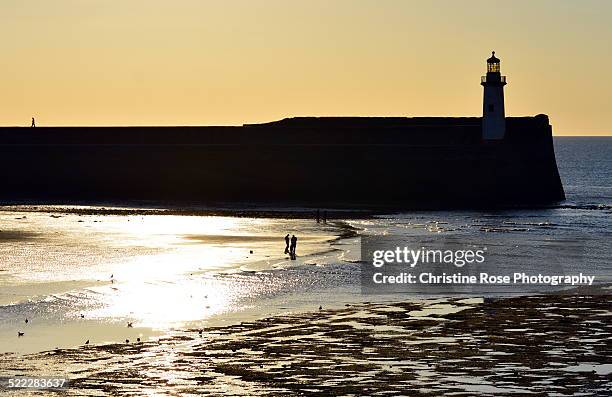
[290,234,298,257]
[284,234,290,254]
[31,117,35,127]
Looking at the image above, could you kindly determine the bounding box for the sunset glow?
[1,0,610,134]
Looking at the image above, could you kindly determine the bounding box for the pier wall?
[0,115,565,209]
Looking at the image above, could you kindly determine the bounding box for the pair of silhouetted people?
[284,233,298,259]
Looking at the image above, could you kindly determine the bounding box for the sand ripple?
[1,294,611,396]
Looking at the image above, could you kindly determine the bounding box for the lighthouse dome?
[487,51,500,64]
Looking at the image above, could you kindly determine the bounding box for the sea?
[0,137,610,354]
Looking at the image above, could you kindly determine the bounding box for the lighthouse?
[481,51,507,140]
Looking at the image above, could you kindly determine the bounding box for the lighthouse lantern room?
[481,51,507,140]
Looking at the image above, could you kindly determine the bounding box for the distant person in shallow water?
[284,234,290,254]
[31,117,35,127]
[290,235,297,256]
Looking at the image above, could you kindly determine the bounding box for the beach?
[1,292,610,396]
[0,204,611,395]
[0,209,360,354]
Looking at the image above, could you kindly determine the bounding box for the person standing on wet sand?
[284,234,290,254]
[290,234,297,255]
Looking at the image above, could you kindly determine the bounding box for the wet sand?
[1,293,610,396]
[1,205,610,395]
[0,210,358,355]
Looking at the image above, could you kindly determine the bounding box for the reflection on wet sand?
[0,211,348,353]
[2,293,610,396]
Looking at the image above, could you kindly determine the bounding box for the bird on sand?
[80,314,85,318]
[198,330,203,336]
[85,340,89,345]
[136,337,141,342]
[319,305,322,310]
[25,318,28,324]
[127,322,133,328]
[17,332,24,337]
[125,339,130,343]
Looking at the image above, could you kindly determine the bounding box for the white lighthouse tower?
[481,51,507,140]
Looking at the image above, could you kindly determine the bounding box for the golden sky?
[1,0,611,135]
